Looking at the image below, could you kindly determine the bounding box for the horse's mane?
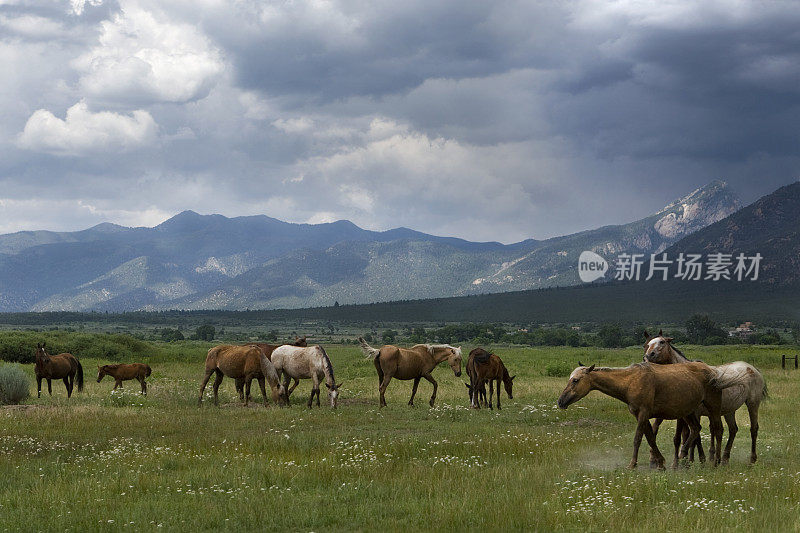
[318,346,335,382]
[417,343,457,351]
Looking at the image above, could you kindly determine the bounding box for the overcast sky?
[1,0,799,242]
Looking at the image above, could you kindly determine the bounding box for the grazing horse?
[557,362,751,469]
[359,337,462,407]
[238,336,307,399]
[271,345,342,408]
[466,348,514,410]
[34,343,83,398]
[97,363,152,395]
[198,345,287,407]
[643,331,766,464]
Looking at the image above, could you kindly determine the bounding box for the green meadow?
[1,344,798,531]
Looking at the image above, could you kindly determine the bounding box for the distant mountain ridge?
[0,180,742,311]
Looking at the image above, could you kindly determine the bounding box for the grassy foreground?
[1,344,798,532]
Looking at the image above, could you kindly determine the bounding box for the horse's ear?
[510,375,516,381]
[665,337,673,342]
[587,364,596,372]
[428,345,435,355]
[643,330,649,339]
[578,360,584,367]
[658,329,663,337]
[465,383,471,389]
[325,383,331,389]
[335,382,343,390]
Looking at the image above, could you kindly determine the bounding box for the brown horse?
[97,363,152,395]
[466,348,514,410]
[359,337,462,407]
[198,345,287,407]
[34,343,83,398]
[239,336,307,398]
[557,362,751,469]
[643,331,766,464]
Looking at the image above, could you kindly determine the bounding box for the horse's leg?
[649,418,663,467]
[289,379,299,395]
[721,412,738,465]
[681,414,701,462]
[139,376,147,395]
[47,379,52,396]
[36,376,42,398]
[496,378,501,410]
[212,370,224,406]
[641,415,665,470]
[235,378,245,402]
[257,376,268,407]
[114,380,122,390]
[378,374,392,408]
[308,374,319,408]
[629,416,645,469]
[244,376,252,407]
[63,377,71,398]
[198,369,215,406]
[747,401,760,464]
[422,372,438,408]
[408,377,421,406]
[672,419,684,469]
[707,415,723,466]
[488,379,493,410]
[281,374,292,405]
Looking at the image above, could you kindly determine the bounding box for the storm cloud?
[1,0,798,241]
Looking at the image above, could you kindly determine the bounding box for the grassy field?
[1,344,798,531]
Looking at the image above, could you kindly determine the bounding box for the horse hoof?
[628,462,637,469]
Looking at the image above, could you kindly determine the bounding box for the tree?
[160,328,184,342]
[597,324,624,348]
[264,330,278,342]
[685,315,727,345]
[381,329,397,344]
[192,324,216,341]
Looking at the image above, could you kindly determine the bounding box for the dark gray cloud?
[0,0,798,241]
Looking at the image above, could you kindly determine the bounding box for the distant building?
[729,322,755,339]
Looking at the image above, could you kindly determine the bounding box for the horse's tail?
[709,362,753,390]
[75,360,84,392]
[145,364,152,378]
[358,337,380,360]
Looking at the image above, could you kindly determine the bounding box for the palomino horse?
[270,345,342,408]
[34,343,84,398]
[643,331,766,464]
[359,338,462,407]
[466,348,514,410]
[198,345,287,407]
[238,336,307,399]
[97,363,152,395]
[557,362,751,469]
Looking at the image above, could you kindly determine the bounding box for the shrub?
[0,364,30,405]
[544,362,573,378]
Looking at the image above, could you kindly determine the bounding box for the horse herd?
[31,330,766,470]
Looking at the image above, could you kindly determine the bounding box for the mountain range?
[0,180,743,311]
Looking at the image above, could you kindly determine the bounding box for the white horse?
[643,331,767,463]
[271,345,343,408]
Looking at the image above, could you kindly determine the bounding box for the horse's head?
[557,363,596,409]
[447,346,462,377]
[325,382,343,408]
[277,383,289,406]
[293,336,307,347]
[503,373,515,399]
[35,343,50,364]
[97,365,108,382]
[643,329,675,364]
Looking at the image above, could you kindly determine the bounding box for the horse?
[466,348,514,409]
[198,345,287,407]
[557,361,751,469]
[359,337,462,407]
[643,330,766,464]
[239,336,307,399]
[270,345,342,408]
[34,343,84,398]
[97,363,152,395]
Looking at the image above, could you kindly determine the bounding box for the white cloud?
[18,101,158,155]
[73,0,224,105]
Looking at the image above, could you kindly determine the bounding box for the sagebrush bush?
[0,364,30,405]
[544,362,573,377]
